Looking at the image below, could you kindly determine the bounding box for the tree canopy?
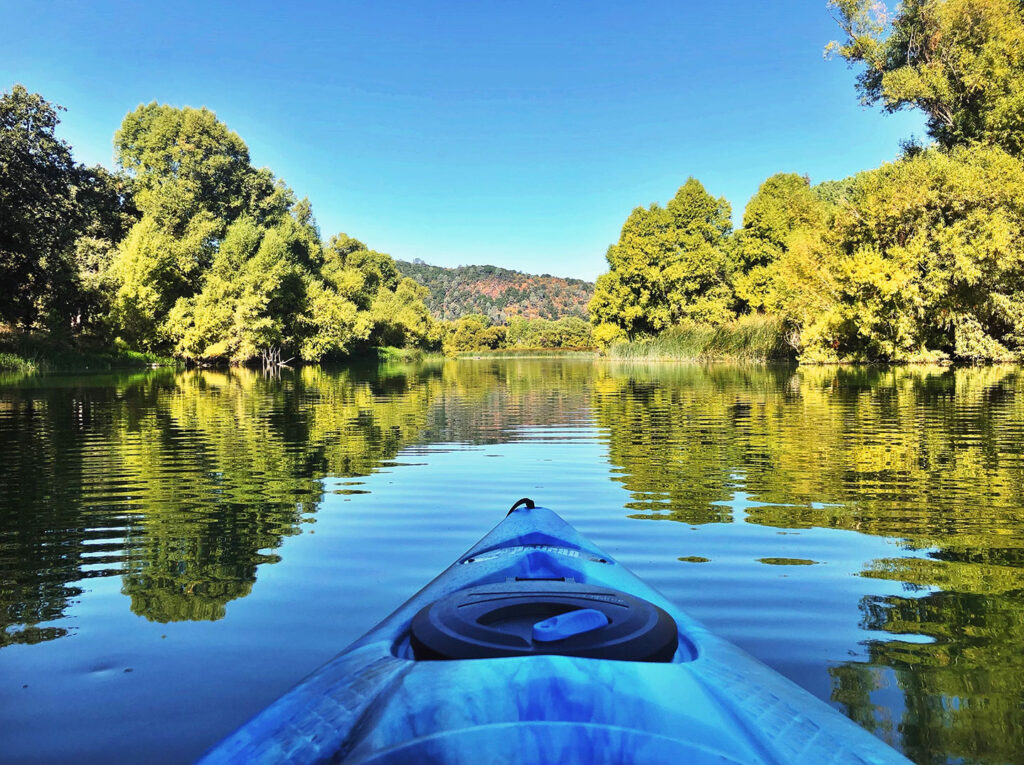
[827,0,1024,155]
[590,178,734,344]
[0,90,447,364]
[789,145,1024,362]
[0,86,137,331]
[97,102,437,363]
[731,173,827,313]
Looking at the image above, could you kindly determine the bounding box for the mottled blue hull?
[200,504,911,764]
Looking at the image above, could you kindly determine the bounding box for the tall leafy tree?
[70,165,140,332]
[0,85,81,328]
[166,215,318,362]
[114,103,260,233]
[109,213,221,348]
[110,103,368,362]
[589,178,733,343]
[0,86,138,332]
[320,235,400,311]
[827,0,1024,154]
[108,103,281,346]
[732,173,827,312]
[368,278,436,348]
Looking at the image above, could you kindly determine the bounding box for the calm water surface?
[1,360,1023,764]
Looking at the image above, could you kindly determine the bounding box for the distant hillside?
[395,259,594,322]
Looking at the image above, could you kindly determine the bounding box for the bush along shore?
[588,1,1024,366]
[0,333,178,373]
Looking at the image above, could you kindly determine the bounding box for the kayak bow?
[200,500,911,764]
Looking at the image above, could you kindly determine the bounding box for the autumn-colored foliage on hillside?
[395,260,593,322]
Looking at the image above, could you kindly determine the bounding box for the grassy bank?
[376,346,448,364]
[454,348,598,359]
[607,316,795,363]
[0,331,179,373]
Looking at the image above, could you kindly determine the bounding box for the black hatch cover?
[410,580,678,662]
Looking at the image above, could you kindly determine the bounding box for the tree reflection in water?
[1,361,1022,763]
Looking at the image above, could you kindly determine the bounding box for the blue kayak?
[200,500,911,764]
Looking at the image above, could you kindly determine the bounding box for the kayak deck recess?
[199,502,912,764]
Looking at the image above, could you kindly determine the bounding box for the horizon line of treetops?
[4,0,1024,365]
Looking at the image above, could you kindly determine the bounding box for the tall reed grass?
[454,348,598,359]
[607,315,795,362]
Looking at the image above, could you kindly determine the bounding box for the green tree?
[166,215,318,362]
[0,85,82,328]
[109,213,221,349]
[590,178,734,343]
[442,314,506,354]
[319,236,400,310]
[784,146,1024,362]
[1,86,140,336]
[114,103,258,232]
[505,316,594,348]
[298,277,369,361]
[70,165,140,333]
[312,233,433,356]
[106,103,431,363]
[731,173,827,313]
[827,0,1024,154]
[369,277,436,348]
[108,105,249,347]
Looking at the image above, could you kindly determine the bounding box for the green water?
[1,360,1023,763]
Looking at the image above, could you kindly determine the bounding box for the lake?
[1,359,1022,764]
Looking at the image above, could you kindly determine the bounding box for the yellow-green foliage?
[594,147,1024,363]
[165,216,315,362]
[504,317,593,349]
[0,352,37,372]
[731,173,828,313]
[437,315,594,355]
[592,3,1024,364]
[441,314,506,355]
[103,105,437,364]
[369,277,436,349]
[589,178,734,341]
[787,146,1024,362]
[828,0,1024,155]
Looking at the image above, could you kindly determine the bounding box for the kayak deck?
[200,502,911,764]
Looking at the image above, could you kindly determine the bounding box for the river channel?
[1,359,1022,763]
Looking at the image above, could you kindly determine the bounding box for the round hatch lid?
[410,580,678,662]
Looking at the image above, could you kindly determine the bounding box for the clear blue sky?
[2,0,923,281]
